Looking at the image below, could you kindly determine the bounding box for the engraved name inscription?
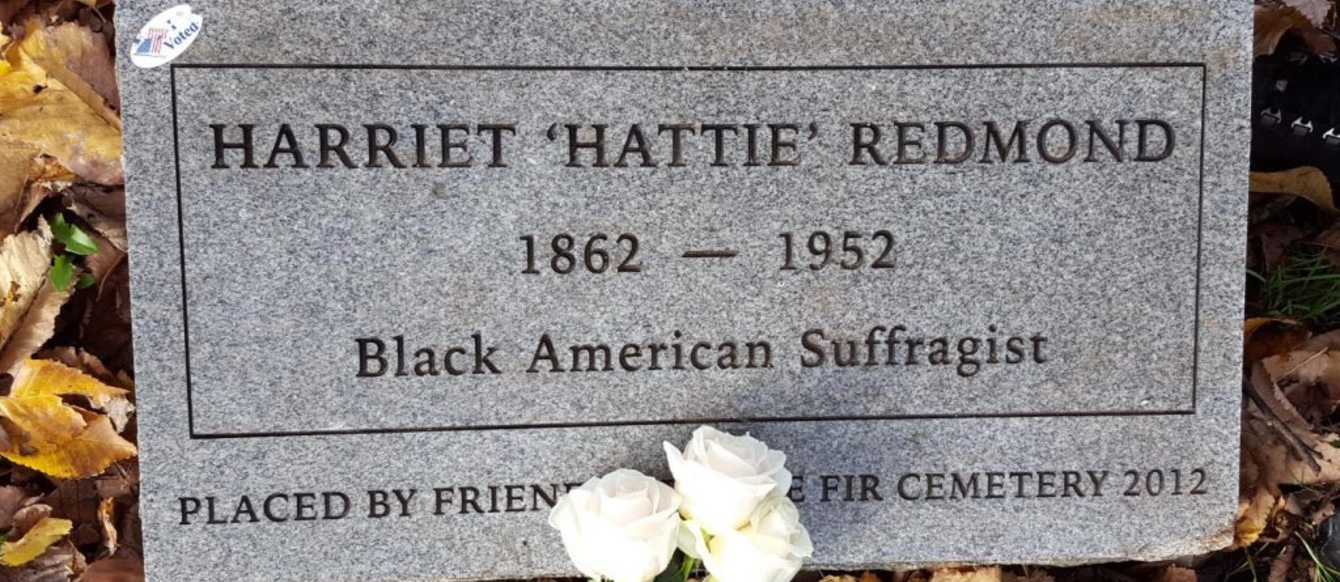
[206,119,1176,170]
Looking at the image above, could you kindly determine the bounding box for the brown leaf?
[72,259,130,374]
[44,478,99,548]
[1263,349,1340,420]
[77,230,121,289]
[11,504,51,536]
[93,463,136,501]
[1245,317,1312,363]
[0,486,29,532]
[1315,225,1340,267]
[1251,167,1336,213]
[1237,362,1340,546]
[77,556,142,582]
[112,501,137,558]
[0,221,72,374]
[1285,0,1333,26]
[1256,5,1337,56]
[1269,542,1296,582]
[0,147,57,240]
[61,186,124,253]
[1250,219,1312,273]
[1153,565,1197,582]
[43,465,137,552]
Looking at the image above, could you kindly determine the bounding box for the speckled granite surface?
[116,2,1250,580]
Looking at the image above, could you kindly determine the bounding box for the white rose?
[663,426,791,535]
[548,469,683,582]
[683,496,814,582]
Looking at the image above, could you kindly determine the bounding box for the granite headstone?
[117,1,1250,580]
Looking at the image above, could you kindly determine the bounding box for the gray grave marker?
[118,1,1250,580]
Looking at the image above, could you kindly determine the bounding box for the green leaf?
[76,273,95,289]
[49,213,97,256]
[48,255,75,291]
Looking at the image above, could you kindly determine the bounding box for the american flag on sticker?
[133,27,168,56]
[130,5,201,68]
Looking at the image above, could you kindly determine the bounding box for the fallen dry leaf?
[0,221,72,374]
[61,186,124,252]
[1237,449,1284,547]
[1285,0,1332,26]
[77,556,142,582]
[0,23,122,186]
[0,540,82,582]
[0,394,135,479]
[72,259,131,374]
[1251,221,1312,274]
[9,359,128,409]
[35,347,123,388]
[1237,361,1340,546]
[929,567,1002,582]
[0,486,29,532]
[41,478,98,548]
[8,358,132,431]
[0,516,70,566]
[1251,167,1336,213]
[76,224,122,290]
[1245,317,1312,363]
[1263,349,1340,421]
[17,20,117,119]
[1256,5,1338,56]
[0,148,50,240]
[1269,542,1295,582]
[1315,224,1340,267]
[1154,565,1197,582]
[95,497,114,556]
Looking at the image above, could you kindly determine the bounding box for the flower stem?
[680,555,698,580]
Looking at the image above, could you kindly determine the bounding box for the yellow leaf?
[10,359,129,408]
[17,21,118,128]
[0,221,72,374]
[0,516,70,566]
[0,22,122,185]
[930,567,1003,582]
[1250,167,1337,213]
[0,395,135,479]
[97,497,116,556]
[10,358,133,432]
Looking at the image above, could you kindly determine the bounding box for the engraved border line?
[169,62,1208,439]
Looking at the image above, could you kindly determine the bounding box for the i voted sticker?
[130,4,203,69]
